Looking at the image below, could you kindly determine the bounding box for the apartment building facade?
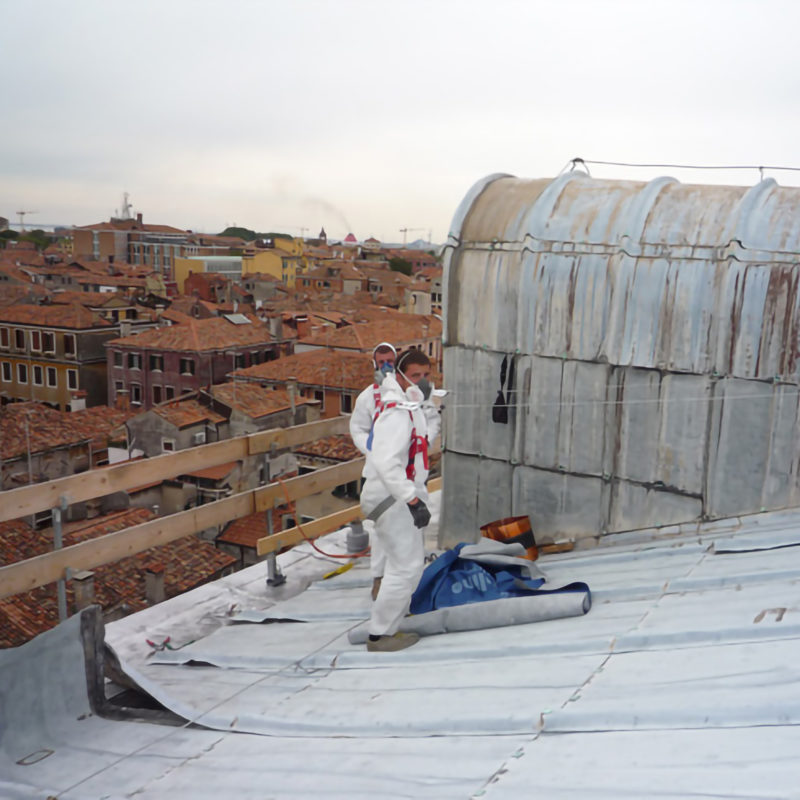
[106,315,290,411]
[0,304,119,409]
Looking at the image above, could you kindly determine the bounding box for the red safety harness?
[369,392,429,480]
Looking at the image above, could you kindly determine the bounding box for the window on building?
[64,334,76,357]
[149,354,164,371]
[130,382,142,405]
[17,363,27,383]
[162,438,175,452]
[0,328,8,348]
[234,353,246,369]
[180,358,196,375]
[47,367,57,387]
[1,361,11,382]
[113,351,123,367]
[67,369,78,390]
[115,380,123,395]
[33,365,43,386]
[314,389,325,410]
[127,352,141,370]
[341,392,353,413]
[42,332,55,353]
[15,329,25,349]
[30,331,41,351]
[165,385,175,400]
[153,385,163,404]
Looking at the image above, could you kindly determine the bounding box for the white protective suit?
[361,373,432,637]
[350,383,386,579]
[350,378,441,582]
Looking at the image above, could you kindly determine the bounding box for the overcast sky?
[1,0,799,241]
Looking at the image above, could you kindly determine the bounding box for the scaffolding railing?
[0,416,375,600]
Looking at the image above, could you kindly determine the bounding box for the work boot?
[366,632,420,652]
[370,577,382,601]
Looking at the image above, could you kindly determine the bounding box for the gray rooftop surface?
[2,493,800,798]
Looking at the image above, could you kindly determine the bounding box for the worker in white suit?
[361,348,434,652]
[350,342,397,601]
[350,342,442,603]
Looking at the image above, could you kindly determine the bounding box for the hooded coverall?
[361,373,431,637]
[351,379,441,586]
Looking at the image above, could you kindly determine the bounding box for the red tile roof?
[183,461,238,480]
[209,382,314,418]
[0,509,236,647]
[217,508,293,549]
[151,397,227,429]
[50,290,128,307]
[294,434,361,461]
[0,284,50,307]
[72,272,148,288]
[74,220,187,234]
[232,349,373,391]
[0,302,111,328]
[107,315,276,351]
[0,403,129,461]
[297,317,441,351]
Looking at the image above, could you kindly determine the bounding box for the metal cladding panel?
[511,465,606,542]
[443,347,514,461]
[607,480,704,533]
[512,356,609,476]
[441,173,800,544]
[705,379,800,518]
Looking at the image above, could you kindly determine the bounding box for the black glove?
[408,499,431,529]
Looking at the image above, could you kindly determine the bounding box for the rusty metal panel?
[441,173,800,546]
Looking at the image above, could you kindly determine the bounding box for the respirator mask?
[373,360,394,385]
[398,369,432,403]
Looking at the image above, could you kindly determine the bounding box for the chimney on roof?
[287,376,297,423]
[119,319,132,338]
[268,315,282,339]
[136,212,143,226]
[72,570,96,611]
[144,562,166,605]
[70,389,87,412]
[295,316,309,338]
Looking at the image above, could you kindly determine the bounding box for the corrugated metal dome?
[440,173,800,546]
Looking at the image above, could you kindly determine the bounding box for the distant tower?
[112,192,133,222]
[119,192,133,220]
[318,227,327,244]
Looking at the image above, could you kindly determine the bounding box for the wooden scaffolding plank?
[0,492,255,600]
[0,416,351,523]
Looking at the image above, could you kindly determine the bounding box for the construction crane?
[16,210,37,231]
[399,227,425,245]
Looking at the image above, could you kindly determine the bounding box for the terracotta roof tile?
[0,403,129,461]
[108,315,277,351]
[73,273,148,288]
[151,397,227,428]
[183,461,238,480]
[294,434,361,461]
[232,349,373,392]
[0,509,236,646]
[0,302,111,328]
[297,317,441,351]
[50,290,127,306]
[74,220,187,234]
[217,507,294,549]
[210,383,313,418]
